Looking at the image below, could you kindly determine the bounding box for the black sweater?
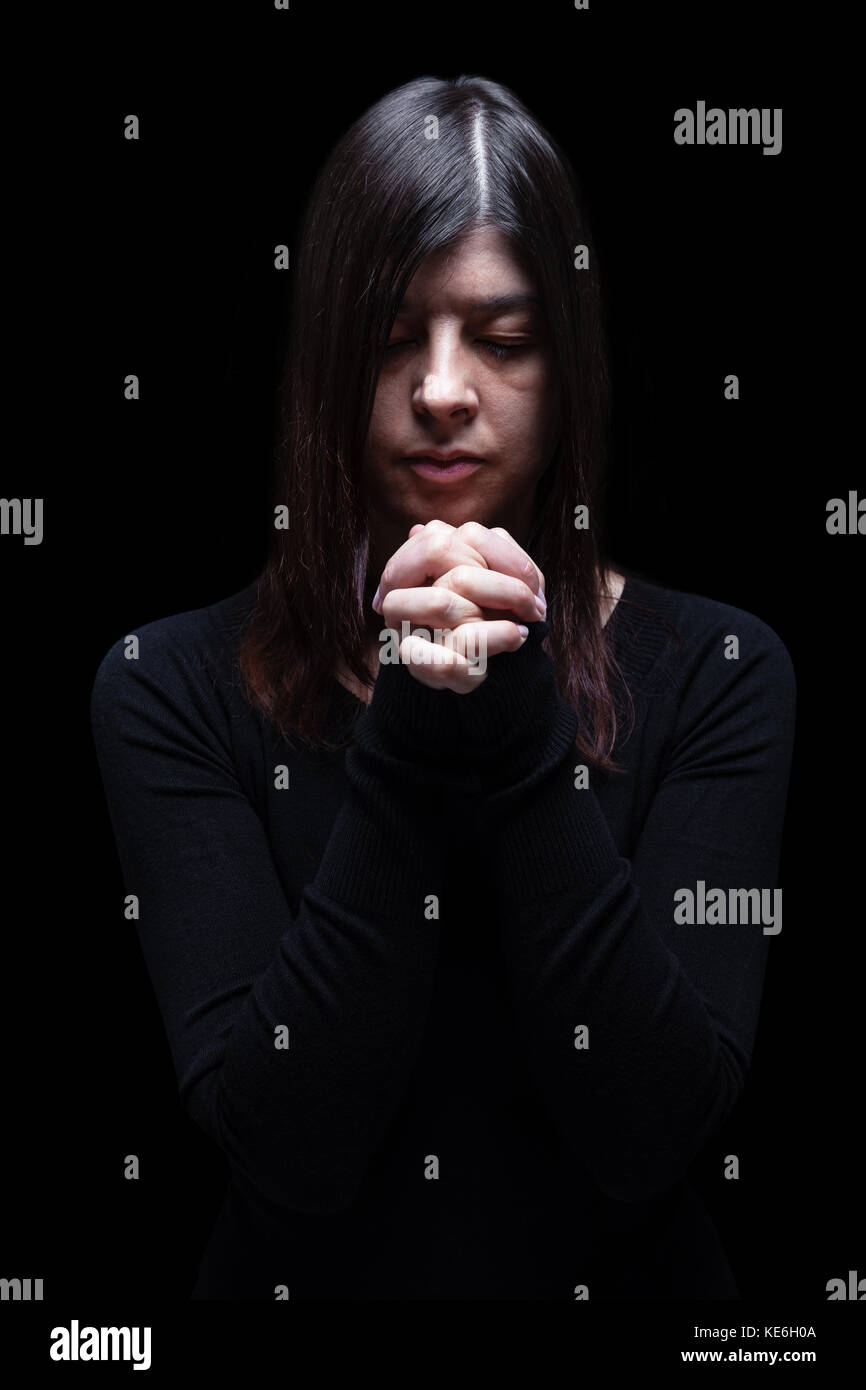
[89,568,796,1300]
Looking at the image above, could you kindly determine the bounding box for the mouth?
[403,454,484,481]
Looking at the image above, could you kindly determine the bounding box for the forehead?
[399,226,539,313]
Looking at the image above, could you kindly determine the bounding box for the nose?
[413,333,478,420]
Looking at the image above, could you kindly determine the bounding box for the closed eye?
[385,340,530,361]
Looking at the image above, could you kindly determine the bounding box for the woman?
[90,75,796,1299]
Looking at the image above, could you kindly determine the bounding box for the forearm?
[457,618,782,1203]
[484,742,749,1203]
[212,652,473,1213]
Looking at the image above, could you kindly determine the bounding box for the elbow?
[254,1170,362,1217]
[187,1076,365,1217]
[230,1139,366,1215]
[591,1062,746,1204]
[595,1163,686,1205]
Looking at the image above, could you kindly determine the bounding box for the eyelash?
[385,340,528,361]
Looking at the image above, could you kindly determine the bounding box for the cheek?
[366,377,402,446]
[521,364,559,440]
[496,364,555,430]
[364,388,392,456]
[502,358,554,402]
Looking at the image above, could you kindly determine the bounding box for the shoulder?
[621,571,796,766]
[668,580,793,698]
[620,569,794,688]
[90,581,260,727]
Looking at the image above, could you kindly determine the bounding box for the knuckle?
[430,587,455,621]
[380,589,401,621]
[429,536,451,572]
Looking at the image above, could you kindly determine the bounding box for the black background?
[4,1,861,1319]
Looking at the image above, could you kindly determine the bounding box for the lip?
[404,450,485,463]
[405,458,483,481]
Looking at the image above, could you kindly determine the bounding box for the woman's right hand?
[370,520,546,694]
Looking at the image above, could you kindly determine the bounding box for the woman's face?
[362,225,560,562]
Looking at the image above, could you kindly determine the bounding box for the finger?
[372,524,488,612]
[431,564,544,624]
[397,631,481,693]
[459,522,545,598]
[374,523,455,610]
[398,620,529,693]
[442,619,530,664]
[380,584,486,631]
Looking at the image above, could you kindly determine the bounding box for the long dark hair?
[239,74,647,771]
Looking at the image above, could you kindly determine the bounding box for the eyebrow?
[395,293,542,315]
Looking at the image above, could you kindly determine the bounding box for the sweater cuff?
[456,619,562,791]
[361,642,464,768]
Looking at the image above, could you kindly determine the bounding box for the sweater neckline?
[607,568,682,688]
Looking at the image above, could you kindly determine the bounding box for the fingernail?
[535,593,547,616]
[517,625,529,640]
[372,586,381,610]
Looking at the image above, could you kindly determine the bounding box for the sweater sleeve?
[89,618,471,1216]
[456,612,797,1203]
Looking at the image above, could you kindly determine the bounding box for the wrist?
[457,617,553,743]
[457,618,580,799]
[360,642,463,766]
